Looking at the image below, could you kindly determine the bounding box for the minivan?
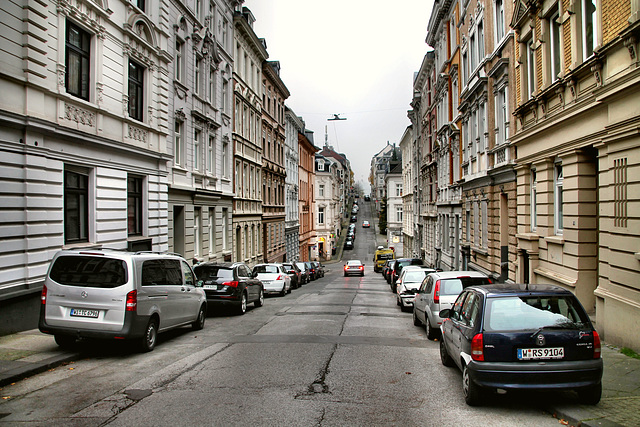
[39,250,207,352]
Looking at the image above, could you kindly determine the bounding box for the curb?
[0,352,79,387]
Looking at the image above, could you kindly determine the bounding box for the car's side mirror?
[439,309,450,319]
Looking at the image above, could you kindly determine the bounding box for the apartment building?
[298,130,318,261]
[261,61,289,262]
[167,0,237,264]
[284,107,303,261]
[511,0,640,350]
[400,126,415,257]
[232,7,267,264]
[315,155,341,260]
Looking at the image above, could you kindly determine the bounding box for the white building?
[399,126,414,257]
[284,107,302,261]
[386,162,404,255]
[0,0,172,329]
[314,155,341,260]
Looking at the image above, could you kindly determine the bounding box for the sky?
[242,0,435,190]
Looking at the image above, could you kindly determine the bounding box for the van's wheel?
[140,318,158,352]
[192,305,206,330]
[55,334,76,348]
[255,289,264,307]
[463,365,482,406]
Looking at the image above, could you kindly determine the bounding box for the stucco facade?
[284,107,302,261]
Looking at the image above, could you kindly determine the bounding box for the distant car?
[282,262,302,289]
[305,261,317,280]
[364,195,370,201]
[252,263,291,296]
[413,270,492,340]
[343,238,354,250]
[362,220,370,228]
[382,259,394,281]
[295,262,310,284]
[439,283,603,406]
[194,262,263,315]
[389,258,425,291]
[350,215,357,223]
[311,261,325,278]
[344,259,365,277]
[395,266,436,311]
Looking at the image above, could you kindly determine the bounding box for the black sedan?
[282,262,302,288]
[194,262,264,315]
[343,238,354,250]
[439,283,603,406]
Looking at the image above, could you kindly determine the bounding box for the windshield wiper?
[529,324,577,338]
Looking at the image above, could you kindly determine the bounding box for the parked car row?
[39,249,326,353]
[344,223,357,250]
[374,258,604,407]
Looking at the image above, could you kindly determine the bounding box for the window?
[554,161,564,235]
[222,140,228,177]
[396,206,403,222]
[473,201,480,247]
[478,21,485,61]
[134,0,145,12]
[194,129,201,171]
[495,0,505,42]
[208,208,215,255]
[207,135,215,174]
[318,207,325,225]
[64,168,89,244]
[478,101,486,152]
[66,21,91,101]
[174,121,183,166]
[531,169,537,231]
[127,175,143,236]
[549,10,561,81]
[208,66,215,103]
[481,200,488,248]
[614,158,628,227]
[128,60,144,121]
[396,183,403,197]
[195,57,202,95]
[208,1,216,34]
[175,40,184,82]
[582,0,597,60]
[194,207,201,257]
[222,208,228,250]
[495,86,509,145]
[527,40,536,98]
[318,161,324,171]
[222,78,229,113]
[319,184,325,197]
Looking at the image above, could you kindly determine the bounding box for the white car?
[395,266,436,311]
[253,264,291,296]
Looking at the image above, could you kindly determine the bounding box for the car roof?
[466,283,574,297]
[427,270,488,279]
[193,261,240,269]
[402,266,435,272]
[346,259,362,264]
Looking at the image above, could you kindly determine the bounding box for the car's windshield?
[484,295,591,332]
[347,261,362,266]
[254,265,279,274]
[377,253,393,260]
[403,271,427,283]
[193,266,233,280]
[296,262,306,270]
[50,256,128,288]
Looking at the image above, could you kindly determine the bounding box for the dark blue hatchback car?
[439,283,603,406]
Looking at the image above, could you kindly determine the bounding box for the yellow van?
[373,247,395,273]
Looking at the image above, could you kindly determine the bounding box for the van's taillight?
[487,278,493,284]
[41,285,47,305]
[593,330,601,359]
[126,290,137,311]
[471,333,484,361]
[223,281,239,288]
[434,280,441,303]
[276,275,284,281]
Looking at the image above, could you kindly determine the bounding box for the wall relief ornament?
[65,103,95,126]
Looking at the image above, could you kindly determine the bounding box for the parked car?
[193,262,263,315]
[373,247,395,273]
[305,261,317,280]
[39,250,207,352]
[362,220,370,228]
[389,258,425,291]
[311,261,325,278]
[347,229,356,240]
[344,238,354,250]
[413,270,492,340]
[395,266,437,311]
[439,283,603,406]
[282,262,302,289]
[364,195,370,201]
[350,215,357,223]
[344,259,365,277]
[382,259,394,281]
[252,263,291,296]
[295,261,310,284]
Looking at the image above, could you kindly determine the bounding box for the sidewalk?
[1,329,639,426]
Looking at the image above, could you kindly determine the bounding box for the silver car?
[413,271,491,340]
[395,266,436,311]
[39,250,207,352]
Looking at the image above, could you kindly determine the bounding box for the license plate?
[204,284,218,290]
[517,347,564,360]
[70,308,99,318]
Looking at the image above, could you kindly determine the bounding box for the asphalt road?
[0,204,560,426]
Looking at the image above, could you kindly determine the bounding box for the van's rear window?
[49,256,128,288]
[377,253,393,260]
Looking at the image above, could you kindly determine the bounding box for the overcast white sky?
[243,0,434,190]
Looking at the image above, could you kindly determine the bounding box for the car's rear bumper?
[39,307,149,340]
[468,358,603,390]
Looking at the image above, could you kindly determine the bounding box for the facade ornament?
[57,63,66,90]
[624,36,636,60]
[556,86,564,106]
[122,94,129,116]
[65,103,95,127]
[591,63,602,86]
[96,82,104,106]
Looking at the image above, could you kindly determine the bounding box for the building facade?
[400,126,415,257]
[298,130,318,261]
[232,7,267,264]
[386,163,404,254]
[315,155,341,260]
[510,0,640,350]
[167,0,237,264]
[261,61,289,262]
[0,0,171,332]
[284,107,302,261]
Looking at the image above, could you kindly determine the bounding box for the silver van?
[39,250,207,352]
[413,271,491,340]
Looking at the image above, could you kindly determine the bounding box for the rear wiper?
[529,324,576,338]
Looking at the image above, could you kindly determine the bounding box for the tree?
[379,197,387,234]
